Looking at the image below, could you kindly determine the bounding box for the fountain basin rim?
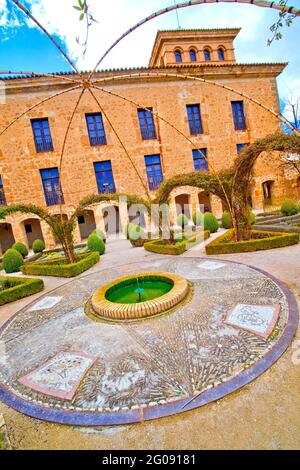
[91,272,189,320]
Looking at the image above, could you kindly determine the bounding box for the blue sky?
[0,0,300,111]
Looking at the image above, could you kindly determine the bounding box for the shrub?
[87,233,105,255]
[125,222,135,239]
[144,231,210,255]
[192,211,204,227]
[128,223,145,241]
[221,210,232,229]
[22,252,100,278]
[177,214,189,228]
[32,239,45,254]
[204,212,219,233]
[12,242,28,258]
[3,249,24,274]
[281,199,299,216]
[0,276,44,306]
[205,230,299,255]
[95,228,106,242]
[249,211,256,225]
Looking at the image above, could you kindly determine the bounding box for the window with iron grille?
[144,154,163,191]
[138,108,156,140]
[186,104,203,135]
[86,113,107,146]
[40,168,64,206]
[193,149,208,171]
[174,50,182,62]
[190,49,197,62]
[31,118,54,153]
[231,101,247,131]
[236,143,249,153]
[94,161,116,194]
[0,175,7,206]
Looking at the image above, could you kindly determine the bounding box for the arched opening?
[128,209,146,228]
[0,223,15,254]
[262,180,274,205]
[198,192,212,213]
[77,210,96,240]
[102,206,121,235]
[175,194,191,218]
[174,49,182,63]
[189,49,197,62]
[204,48,211,61]
[218,47,225,61]
[23,218,44,249]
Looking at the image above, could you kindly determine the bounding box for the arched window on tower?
[218,48,225,61]
[189,49,197,62]
[204,49,211,61]
[174,49,182,63]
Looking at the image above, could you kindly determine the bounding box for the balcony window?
[193,149,208,171]
[94,161,116,194]
[186,104,203,135]
[138,108,156,140]
[86,113,107,146]
[231,101,247,131]
[145,154,163,191]
[40,167,64,206]
[31,118,54,153]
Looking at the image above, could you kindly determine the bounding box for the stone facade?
[0,28,299,252]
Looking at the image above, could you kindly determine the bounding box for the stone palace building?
[0,28,299,252]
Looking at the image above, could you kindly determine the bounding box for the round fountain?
[90,272,190,321]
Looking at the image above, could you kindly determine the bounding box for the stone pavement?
[0,237,299,450]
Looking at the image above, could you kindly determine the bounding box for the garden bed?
[205,230,299,255]
[22,252,100,278]
[0,276,44,306]
[144,231,210,255]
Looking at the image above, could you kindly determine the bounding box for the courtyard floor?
[0,238,299,450]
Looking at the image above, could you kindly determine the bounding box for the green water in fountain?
[105,275,173,304]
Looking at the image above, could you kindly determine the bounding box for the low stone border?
[91,272,189,320]
[0,258,298,426]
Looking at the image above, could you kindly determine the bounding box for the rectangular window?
[78,215,85,225]
[0,175,7,206]
[31,118,54,153]
[138,108,156,140]
[25,224,32,234]
[144,154,163,191]
[86,113,107,146]
[231,101,247,131]
[186,104,203,135]
[192,149,208,171]
[94,161,116,194]
[40,167,64,206]
[236,143,249,153]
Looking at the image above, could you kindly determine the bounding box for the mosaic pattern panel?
[225,304,280,339]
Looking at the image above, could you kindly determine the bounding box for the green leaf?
[79,12,84,21]
[73,6,82,11]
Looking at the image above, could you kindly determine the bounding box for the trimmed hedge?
[21,252,100,278]
[204,212,219,233]
[205,229,299,255]
[3,249,24,273]
[0,276,44,306]
[281,199,299,216]
[32,239,45,254]
[12,242,29,258]
[87,233,105,255]
[144,231,210,255]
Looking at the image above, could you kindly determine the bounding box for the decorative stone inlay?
[18,352,97,400]
[225,303,281,338]
[29,296,62,311]
[90,272,190,321]
[198,261,225,270]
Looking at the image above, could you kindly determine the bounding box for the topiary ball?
[177,213,189,228]
[32,239,45,254]
[204,212,219,233]
[12,242,29,258]
[221,210,232,229]
[3,249,24,274]
[125,223,135,239]
[87,233,105,255]
[192,211,204,227]
[128,224,145,241]
[281,199,299,216]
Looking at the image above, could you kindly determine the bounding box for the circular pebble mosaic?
[0,257,298,426]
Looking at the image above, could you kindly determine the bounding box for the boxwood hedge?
[205,230,299,255]
[22,252,100,278]
[144,231,210,255]
[0,276,44,306]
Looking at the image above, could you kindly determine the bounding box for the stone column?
[11,220,28,248]
[210,195,223,218]
[40,220,56,250]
